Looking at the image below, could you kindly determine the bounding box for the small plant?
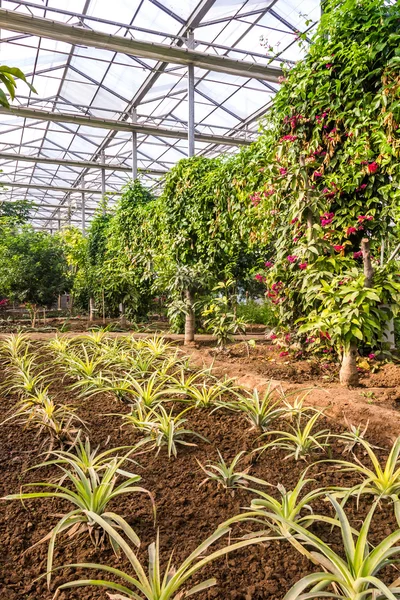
[256,411,330,460]
[281,390,316,422]
[282,495,400,600]
[222,471,328,557]
[1,332,29,361]
[336,418,373,454]
[330,436,400,522]
[53,520,270,599]
[202,280,246,349]
[222,384,285,432]
[197,451,252,493]
[48,334,72,354]
[122,405,208,458]
[186,381,231,408]
[3,453,154,586]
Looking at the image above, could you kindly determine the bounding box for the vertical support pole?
[101,149,106,214]
[81,176,86,235]
[187,30,195,158]
[67,194,71,226]
[57,209,61,231]
[131,108,138,180]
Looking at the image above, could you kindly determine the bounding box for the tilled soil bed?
[1,342,400,599]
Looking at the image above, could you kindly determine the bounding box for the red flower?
[269,334,278,340]
[279,167,288,176]
[313,171,322,178]
[367,162,378,174]
[368,353,376,360]
[346,226,357,236]
[255,274,265,282]
[265,261,273,268]
[280,134,297,142]
[353,251,363,259]
[356,183,367,192]
[333,245,345,252]
[290,217,298,224]
[287,255,298,263]
[279,351,289,357]
[298,262,308,270]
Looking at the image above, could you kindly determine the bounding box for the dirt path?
[185,348,400,443]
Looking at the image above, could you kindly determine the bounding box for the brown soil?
[1,339,400,599]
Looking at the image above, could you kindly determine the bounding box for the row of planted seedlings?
[1,331,400,599]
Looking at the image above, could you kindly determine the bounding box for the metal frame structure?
[0,0,320,230]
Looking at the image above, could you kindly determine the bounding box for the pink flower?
[290,217,298,224]
[265,261,273,268]
[264,188,275,197]
[278,76,287,83]
[287,255,298,263]
[357,215,373,222]
[320,212,334,227]
[293,237,299,243]
[333,245,345,252]
[298,262,308,270]
[280,134,297,142]
[367,162,378,174]
[353,251,363,259]
[368,353,376,360]
[269,334,278,340]
[356,183,367,192]
[279,167,288,176]
[326,63,332,68]
[279,351,289,357]
[313,171,322,178]
[250,193,261,207]
[346,226,357,236]
[255,274,265,282]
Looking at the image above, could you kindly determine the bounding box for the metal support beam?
[0,105,252,146]
[0,9,283,82]
[0,151,168,175]
[101,150,106,212]
[81,177,86,235]
[0,180,119,194]
[132,109,138,180]
[187,31,195,157]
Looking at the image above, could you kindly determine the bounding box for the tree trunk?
[120,302,127,327]
[300,155,313,236]
[57,294,62,310]
[339,238,375,386]
[89,297,95,322]
[339,342,359,386]
[361,238,374,288]
[184,289,195,345]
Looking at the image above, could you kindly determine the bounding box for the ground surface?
[1,336,400,599]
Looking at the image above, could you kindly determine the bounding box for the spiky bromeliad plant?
[196,450,255,493]
[121,404,208,458]
[3,452,154,587]
[255,411,330,461]
[281,495,400,600]
[330,436,400,524]
[52,518,272,599]
[221,383,285,432]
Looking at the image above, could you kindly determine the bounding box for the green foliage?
[250,0,400,351]
[0,65,36,107]
[202,280,246,348]
[197,450,252,492]
[236,299,277,326]
[0,227,70,322]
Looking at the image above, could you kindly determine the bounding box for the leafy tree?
[0,199,33,226]
[0,227,70,326]
[250,0,400,384]
[157,155,265,343]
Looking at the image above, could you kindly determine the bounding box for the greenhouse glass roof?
[0,0,320,229]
